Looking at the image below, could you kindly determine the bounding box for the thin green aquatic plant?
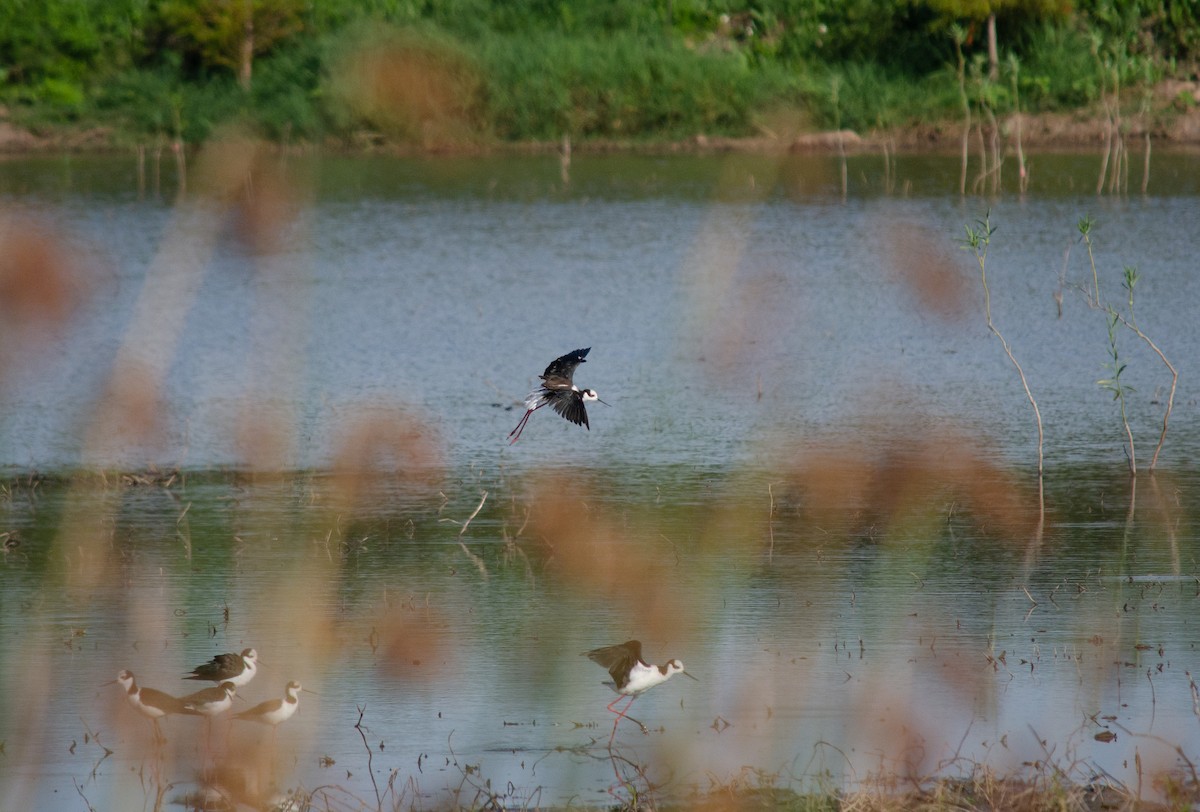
[1098,305,1135,475]
[1123,264,1140,325]
[1113,265,1177,472]
[1076,217,1177,473]
[1078,214,1100,306]
[962,213,1044,486]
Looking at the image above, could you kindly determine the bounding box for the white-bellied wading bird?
[234,680,303,727]
[234,680,308,747]
[584,639,697,745]
[183,648,259,687]
[508,347,607,443]
[181,681,237,717]
[110,670,194,742]
[182,681,238,754]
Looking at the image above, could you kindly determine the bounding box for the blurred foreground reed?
[1,49,1198,810]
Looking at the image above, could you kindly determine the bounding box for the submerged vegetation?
[0,0,1198,148]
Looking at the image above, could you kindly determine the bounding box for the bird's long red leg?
[605,695,647,745]
[508,410,532,443]
[507,405,541,443]
[605,695,630,715]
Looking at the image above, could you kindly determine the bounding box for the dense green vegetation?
[0,0,1196,147]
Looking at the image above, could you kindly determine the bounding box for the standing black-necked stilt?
[508,347,607,443]
[184,648,259,687]
[233,680,304,727]
[584,640,697,745]
[182,681,238,756]
[181,681,237,717]
[234,680,310,748]
[110,670,193,742]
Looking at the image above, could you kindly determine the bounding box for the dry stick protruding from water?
[951,26,971,196]
[1104,68,1127,196]
[353,705,382,810]
[767,483,775,563]
[443,490,488,578]
[1093,44,1131,197]
[963,214,1045,491]
[830,75,848,201]
[1137,67,1154,195]
[1008,54,1028,194]
[961,49,1003,195]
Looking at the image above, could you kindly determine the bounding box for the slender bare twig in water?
[767,483,775,563]
[605,743,657,806]
[354,705,382,810]
[951,26,971,196]
[73,778,98,812]
[80,717,113,778]
[1008,54,1028,193]
[440,490,489,577]
[1146,668,1156,730]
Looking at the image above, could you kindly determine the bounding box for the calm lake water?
[1,148,1199,809]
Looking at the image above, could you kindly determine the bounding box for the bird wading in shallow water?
[181,681,238,756]
[508,347,607,443]
[183,648,259,687]
[234,680,304,727]
[584,639,697,745]
[110,670,194,742]
[181,681,237,717]
[234,680,308,746]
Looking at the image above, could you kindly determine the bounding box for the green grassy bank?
[0,0,1197,149]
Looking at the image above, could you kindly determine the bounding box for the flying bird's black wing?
[540,347,590,387]
[585,640,642,689]
[552,391,590,429]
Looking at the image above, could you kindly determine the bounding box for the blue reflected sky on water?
[0,152,1198,472]
[2,466,1198,808]
[1,151,1199,808]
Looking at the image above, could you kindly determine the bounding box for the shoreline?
[2,90,1200,158]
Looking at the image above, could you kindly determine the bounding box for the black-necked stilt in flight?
[111,670,193,741]
[233,680,305,727]
[508,347,607,443]
[181,681,237,717]
[184,648,259,687]
[584,640,697,745]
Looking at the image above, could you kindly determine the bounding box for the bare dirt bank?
[2,81,1199,156]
